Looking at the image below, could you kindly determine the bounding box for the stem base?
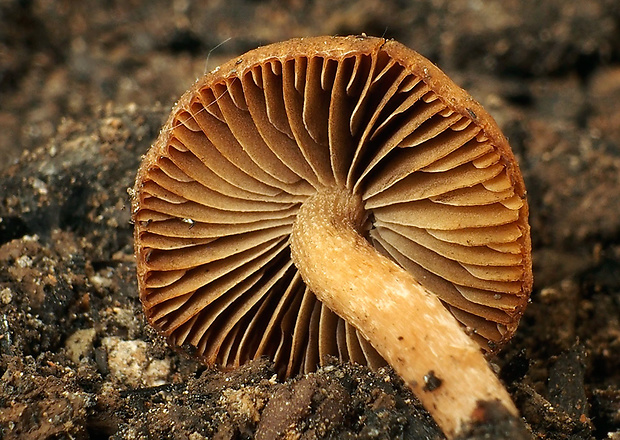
[290,188,517,438]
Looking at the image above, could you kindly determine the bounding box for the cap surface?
[132,35,533,376]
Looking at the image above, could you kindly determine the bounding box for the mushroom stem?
[290,188,518,438]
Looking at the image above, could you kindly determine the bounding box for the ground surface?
[1,1,620,439]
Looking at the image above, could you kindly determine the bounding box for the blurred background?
[2,1,620,437]
[2,0,619,169]
[4,0,620,259]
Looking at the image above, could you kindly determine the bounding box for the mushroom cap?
[132,35,533,377]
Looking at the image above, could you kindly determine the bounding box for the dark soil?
[1,1,620,439]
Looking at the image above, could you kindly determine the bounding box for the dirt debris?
[2,1,620,439]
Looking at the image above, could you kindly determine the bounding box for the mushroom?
[132,35,533,438]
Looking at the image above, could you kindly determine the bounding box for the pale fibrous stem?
[289,188,517,438]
